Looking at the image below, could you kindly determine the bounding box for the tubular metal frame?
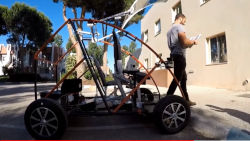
[33,18,186,113]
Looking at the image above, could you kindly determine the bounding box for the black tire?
[153,95,190,134]
[24,98,68,139]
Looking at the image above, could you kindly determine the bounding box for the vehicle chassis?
[24,19,191,139]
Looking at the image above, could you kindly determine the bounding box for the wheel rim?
[30,107,59,137]
[161,102,187,129]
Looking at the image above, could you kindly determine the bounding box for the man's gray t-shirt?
[167,24,186,56]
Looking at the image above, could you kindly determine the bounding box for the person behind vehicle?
[166,13,198,106]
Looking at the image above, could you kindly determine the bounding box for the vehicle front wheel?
[24,98,67,139]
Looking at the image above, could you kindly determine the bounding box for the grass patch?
[105,75,114,82]
[0,75,9,82]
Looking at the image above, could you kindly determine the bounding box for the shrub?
[2,66,8,76]
[105,75,114,82]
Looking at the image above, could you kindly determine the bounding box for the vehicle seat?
[112,31,131,84]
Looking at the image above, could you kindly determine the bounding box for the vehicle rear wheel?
[24,98,67,139]
[153,95,190,134]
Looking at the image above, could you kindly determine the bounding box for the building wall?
[140,0,250,90]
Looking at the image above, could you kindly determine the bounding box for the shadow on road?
[0,94,33,105]
[62,111,213,140]
[206,104,250,124]
[237,93,250,98]
[0,83,55,97]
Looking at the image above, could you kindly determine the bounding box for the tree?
[84,42,104,80]
[52,0,143,77]
[2,3,52,72]
[3,3,53,48]
[91,0,143,73]
[65,54,77,79]
[65,42,104,80]
[66,37,76,53]
[0,5,8,35]
[122,41,137,67]
[122,45,129,66]
[88,42,104,65]
[128,41,136,53]
[122,0,144,28]
[53,34,63,47]
[97,0,143,74]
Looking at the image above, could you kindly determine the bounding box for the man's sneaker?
[187,101,196,106]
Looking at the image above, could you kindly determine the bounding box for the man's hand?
[179,32,198,48]
[188,40,198,48]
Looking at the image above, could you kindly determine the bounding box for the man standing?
[166,13,197,106]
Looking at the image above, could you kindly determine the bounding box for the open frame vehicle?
[23,1,191,139]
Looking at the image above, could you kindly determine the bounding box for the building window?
[172,2,182,23]
[144,58,149,69]
[206,33,227,64]
[200,0,210,5]
[143,30,148,42]
[155,20,161,36]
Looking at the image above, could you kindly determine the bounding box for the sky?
[0,0,143,72]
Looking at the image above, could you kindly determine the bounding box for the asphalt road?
[0,82,249,140]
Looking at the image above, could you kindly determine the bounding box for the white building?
[139,0,250,90]
[0,44,17,76]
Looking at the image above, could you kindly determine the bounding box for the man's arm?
[178,32,198,48]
